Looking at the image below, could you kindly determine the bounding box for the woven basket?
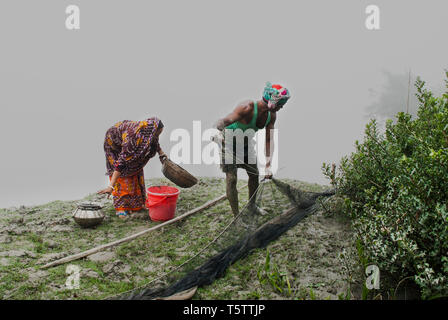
[161,158,198,188]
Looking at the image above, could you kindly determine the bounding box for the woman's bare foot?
[116,211,129,219]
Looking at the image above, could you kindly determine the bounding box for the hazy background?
[0,0,447,208]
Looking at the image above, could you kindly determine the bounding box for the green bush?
[323,73,448,298]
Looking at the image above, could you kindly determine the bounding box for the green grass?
[0,177,356,300]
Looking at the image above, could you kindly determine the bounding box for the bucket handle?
[146,196,168,207]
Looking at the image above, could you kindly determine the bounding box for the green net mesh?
[110,178,334,300]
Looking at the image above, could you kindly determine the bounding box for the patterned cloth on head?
[104,117,162,177]
[262,82,290,108]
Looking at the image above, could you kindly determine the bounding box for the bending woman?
[97,117,166,218]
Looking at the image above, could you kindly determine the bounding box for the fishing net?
[110,175,335,300]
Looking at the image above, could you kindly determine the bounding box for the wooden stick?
[41,184,247,269]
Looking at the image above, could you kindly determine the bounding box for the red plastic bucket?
[145,186,180,221]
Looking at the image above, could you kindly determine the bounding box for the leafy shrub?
[323,73,448,298]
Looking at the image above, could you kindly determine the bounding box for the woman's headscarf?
[263,82,291,108]
[110,117,163,177]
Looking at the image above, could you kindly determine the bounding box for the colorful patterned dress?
[103,118,162,211]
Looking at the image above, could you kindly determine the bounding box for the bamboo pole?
[41,184,247,269]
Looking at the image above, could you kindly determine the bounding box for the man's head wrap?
[263,82,290,108]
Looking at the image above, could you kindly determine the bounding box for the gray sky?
[1,0,447,208]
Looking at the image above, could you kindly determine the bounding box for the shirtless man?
[214,82,290,216]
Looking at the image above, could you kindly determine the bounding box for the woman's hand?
[97,186,114,199]
[158,148,168,162]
